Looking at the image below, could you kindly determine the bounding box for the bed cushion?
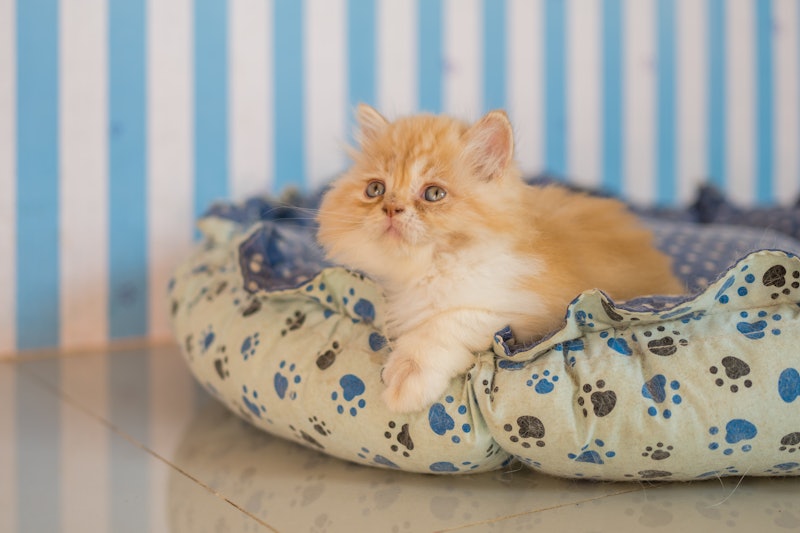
[168,187,800,479]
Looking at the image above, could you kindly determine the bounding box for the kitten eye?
[423,185,447,202]
[365,181,386,198]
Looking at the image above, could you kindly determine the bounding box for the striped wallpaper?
[2,0,799,355]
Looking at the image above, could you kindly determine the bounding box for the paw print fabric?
[169,192,800,480]
[474,250,800,480]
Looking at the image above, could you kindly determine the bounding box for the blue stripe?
[109,0,148,340]
[110,354,149,532]
[755,0,774,204]
[348,0,376,108]
[418,0,443,113]
[16,0,60,351]
[274,0,305,192]
[656,0,676,205]
[483,0,506,111]
[17,365,61,531]
[602,0,624,195]
[707,0,726,190]
[194,0,229,218]
[544,0,567,176]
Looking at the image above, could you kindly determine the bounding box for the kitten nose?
[382,203,405,217]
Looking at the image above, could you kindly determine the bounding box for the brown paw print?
[710,356,753,393]
[504,415,546,449]
[384,420,414,457]
[577,380,617,417]
[764,265,800,300]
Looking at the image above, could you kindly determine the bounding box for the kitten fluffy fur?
[317,105,684,413]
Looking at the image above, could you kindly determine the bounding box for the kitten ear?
[355,103,389,145]
[463,110,514,181]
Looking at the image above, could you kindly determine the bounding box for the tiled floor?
[1,346,799,533]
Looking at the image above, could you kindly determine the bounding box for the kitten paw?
[382,356,449,413]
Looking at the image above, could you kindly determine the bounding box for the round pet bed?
[168,186,800,480]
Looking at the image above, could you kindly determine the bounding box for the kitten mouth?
[384,225,404,239]
[383,220,406,240]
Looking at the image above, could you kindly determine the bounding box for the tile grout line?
[15,364,280,533]
[0,339,178,363]
[435,483,656,532]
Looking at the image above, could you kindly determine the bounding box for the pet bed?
[168,186,800,480]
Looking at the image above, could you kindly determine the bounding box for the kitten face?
[317,107,515,279]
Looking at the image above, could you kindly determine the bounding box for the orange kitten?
[317,105,684,413]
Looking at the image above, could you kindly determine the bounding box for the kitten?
[317,105,684,413]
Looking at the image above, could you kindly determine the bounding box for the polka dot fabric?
[168,190,800,479]
[692,184,800,241]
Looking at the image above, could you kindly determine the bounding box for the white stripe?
[229,0,272,198]
[0,365,16,532]
[726,0,756,205]
[443,0,481,121]
[0,0,15,356]
[377,0,417,117]
[773,0,800,205]
[566,0,601,188]
[61,357,109,533]
[147,0,194,342]
[675,0,708,204]
[507,0,543,176]
[59,0,109,351]
[305,0,347,189]
[623,0,656,204]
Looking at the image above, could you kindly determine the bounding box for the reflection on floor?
[1,346,799,532]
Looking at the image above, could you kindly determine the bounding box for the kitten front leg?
[381,311,501,413]
[381,336,474,413]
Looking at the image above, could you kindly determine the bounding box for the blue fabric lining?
[201,181,800,298]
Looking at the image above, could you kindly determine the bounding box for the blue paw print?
[429,460,479,472]
[241,386,269,420]
[428,396,472,444]
[708,419,758,455]
[240,333,260,361]
[660,306,704,323]
[498,359,527,370]
[764,462,800,475]
[274,360,301,400]
[357,447,399,469]
[368,332,387,351]
[778,368,800,403]
[575,311,595,328]
[554,339,585,366]
[200,326,215,353]
[331,374,366,416]
[353,297,375,323]
[642,374,682,418]
[519,457,543,469]
[715,275,736,304]
[679,310,706,324]
[599,331,632,356]
[697,465,742,478]
[568,439,616,464]
[736,310,782,340]
[526,370,559,394]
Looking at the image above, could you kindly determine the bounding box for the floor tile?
[455,476,800,532]
[12,347,800,532]
[1,361,270,533]
[19,347,636,532]
[18,346,208,452]
[172,399,638,533]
